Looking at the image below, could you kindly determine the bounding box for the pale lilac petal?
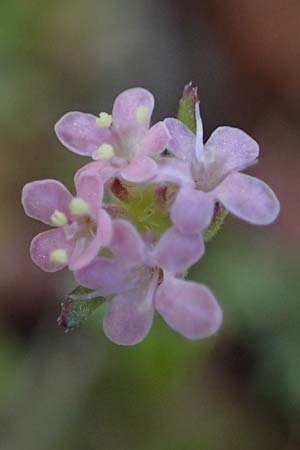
[69,209,112,271]
[164,118,196,161]
[30,228,73,272]
[214,172,280,225]
[171,187,214,235]
[153,158,194,186]
[204,126,259,183]
[75,257,136,295]
[195,102,204,158]
[103,277,155,345]
[75,173,104,218]
[22,180,72,225]
[120,156,157,182]
[112,88,154,134]
[55,112,114,156]
[139,121,170,156]
[155,275,223,339]
[151,228,204,275]
[75,160,120,186]
[110,220,146,267]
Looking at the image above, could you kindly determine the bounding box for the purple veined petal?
[214,172,280,225]
[55,111,114,156]
[164,118,196,161]
[120,156,157,182]
[30,228,74,272]
[22,180,72,226]
[139,121,170,156]
[110,220,146,267]
[68,236,88,270]
[75,172,104,219]
[153,157,194,186]
[204,126,259,186]
[150,227,205,275]
[171,187,214,235]
[155,275,223,340]
[69,209,112,271]
[75,257,139,295]
[103,271,155,345]
[112,88,154,135]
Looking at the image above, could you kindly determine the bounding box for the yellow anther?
[136,105,149,123]
[96,112,112,128]
[50,210,67,227]
[92,143,115,160]
[69,197,89,216]
[50,249,68,264]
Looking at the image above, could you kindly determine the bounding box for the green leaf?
[177,82,198,133]
[203,202,228,242]
[57,285,106,332]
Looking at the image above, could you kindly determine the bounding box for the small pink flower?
[22,173,112,272]
[75,220,222,345]
[55,88,170,183]
[158,104,280,235]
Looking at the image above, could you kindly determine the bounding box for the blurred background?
[1,0,300,449]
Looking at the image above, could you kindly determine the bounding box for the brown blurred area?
[0,1,299,449]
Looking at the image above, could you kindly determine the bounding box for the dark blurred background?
[1,1,300,449]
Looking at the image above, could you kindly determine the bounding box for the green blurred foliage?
[0,0,299,449]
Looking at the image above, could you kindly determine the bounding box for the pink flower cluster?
[22,86,280,345]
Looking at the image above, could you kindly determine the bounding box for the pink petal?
[75,172,104,219]
[22,180,72,225]
[150,227,204,275]
[139,121,170,156]
[120,156,157,182]
[110,220,146,267]
[55,111,114,156]
[214,172,280,225]
[155,275,223,339]
[153,158,193,186]
[30,228,73,272]
[204,126,259,183]
[75,257,137,295]
[112,88,154,135]
[75,160,120,186]
[103,276,155,345]
[171,187,214,235]
[164,118,196,161]
[69,209,112,271]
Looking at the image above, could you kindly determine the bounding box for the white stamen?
[69,197,89,216]
[50,249,68,264]
[50,210,67,227]
[96,112,112,128]
[195,102,204,162]
[92,143,115,160]
[136,105,149,123]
